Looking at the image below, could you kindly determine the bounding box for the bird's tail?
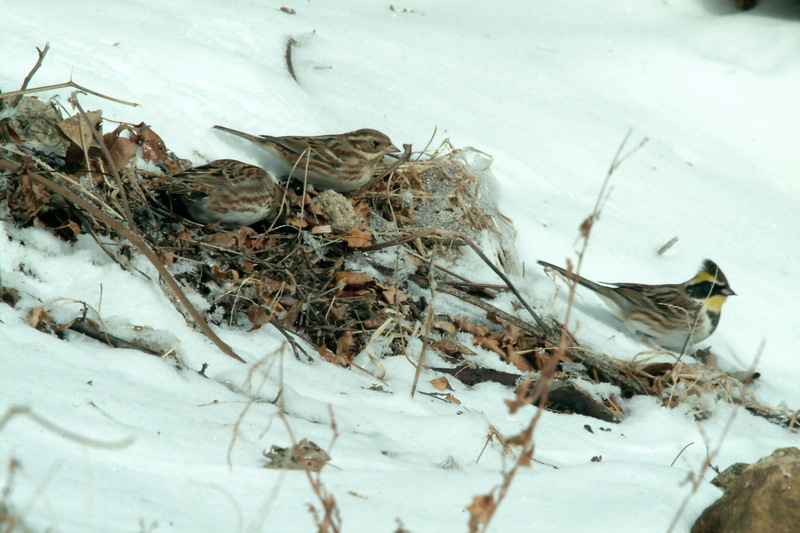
[213,125,265,144]
[537,260,615,297]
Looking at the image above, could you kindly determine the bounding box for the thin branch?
[269,318,313,361]
[670,442,694,467]
[10,42,50,108]
[0,81,138,107]
[411,250,437,398]
[68,316,161,356]
[285,37,299,83]
[283,31,316,84]
[364,228,548,331]
[24,169,245,363]
[415,126,438,161]
[658,236,679,256]
[0,406,133,449]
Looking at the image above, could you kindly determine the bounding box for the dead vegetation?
[1,44,797,533]
[1,70,796,427]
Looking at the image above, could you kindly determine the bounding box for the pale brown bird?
[158,159,284,225]
[213,126,399,192]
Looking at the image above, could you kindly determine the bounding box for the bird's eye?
[372,140,381,148]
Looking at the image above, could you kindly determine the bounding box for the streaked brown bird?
[213,125,399,192]
[538,259,735,350]
[157,159,284,225]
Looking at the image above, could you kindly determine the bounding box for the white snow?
[2,1,800,532]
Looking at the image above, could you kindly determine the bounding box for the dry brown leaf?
[456,316,490,336]
[467,494,496,533]
[286,216,309,229]
[211,265,240,283]
[261,276,295,294]
[62,220,82,238]
[503,343,534,372]
[56,110,103,149]
[429,376,452,391]
[502,323,521,345]
[352,201,370,217]
[1,287,21,308]
[263,439,330,471]
[339,227,373,248]
[335,271,374,289]
[9,173,50,222]
[336,330,355,359]
[28,306,52,331]
[247,305,272,330]
[378,284,410,306]
[432,319,456,335]
[134,124,180,173]
[307,198,326,216]
[159,251,175,268]
[318,344,350,366]
[361,313,384,329]
[104,130,138,171]
[201,227,258,248]
[445,394,462,405]
[433,339,477,357]
[329,304,348,321]
[475,336,505,357]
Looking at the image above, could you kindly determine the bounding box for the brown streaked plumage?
[213,125,399,192]
[158,159,284,225]
[538,259,735,350]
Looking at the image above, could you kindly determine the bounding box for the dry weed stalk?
[665,341,766,533]
[278,408,341,533]
[0,406,133,449]
[0,81,138,108]
[466,132,646,533]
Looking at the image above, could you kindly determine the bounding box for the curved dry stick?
[0,81,138,107]
[9,42,50,108]
[363,228,549,331]
[24,169,245,363]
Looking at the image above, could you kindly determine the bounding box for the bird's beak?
[387,144,401,154]
[722,287,736,296]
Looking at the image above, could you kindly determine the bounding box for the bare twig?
[0,81,138,107]
[285,37,299,83]
[0,406,133,449]
[433,283,644,394]
[658,236,679,256]
[24,170,246,363]
[415,126,438,161]
[411,250,437,397]
[269,318,313,361]
[284,31,316,84]
[469,132,649,533]
[68,316,161,356]
[670,442,695,467]
[363,228,548,331]
[10,42,50,108]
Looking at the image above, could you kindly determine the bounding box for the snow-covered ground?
[2,1,799,531]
